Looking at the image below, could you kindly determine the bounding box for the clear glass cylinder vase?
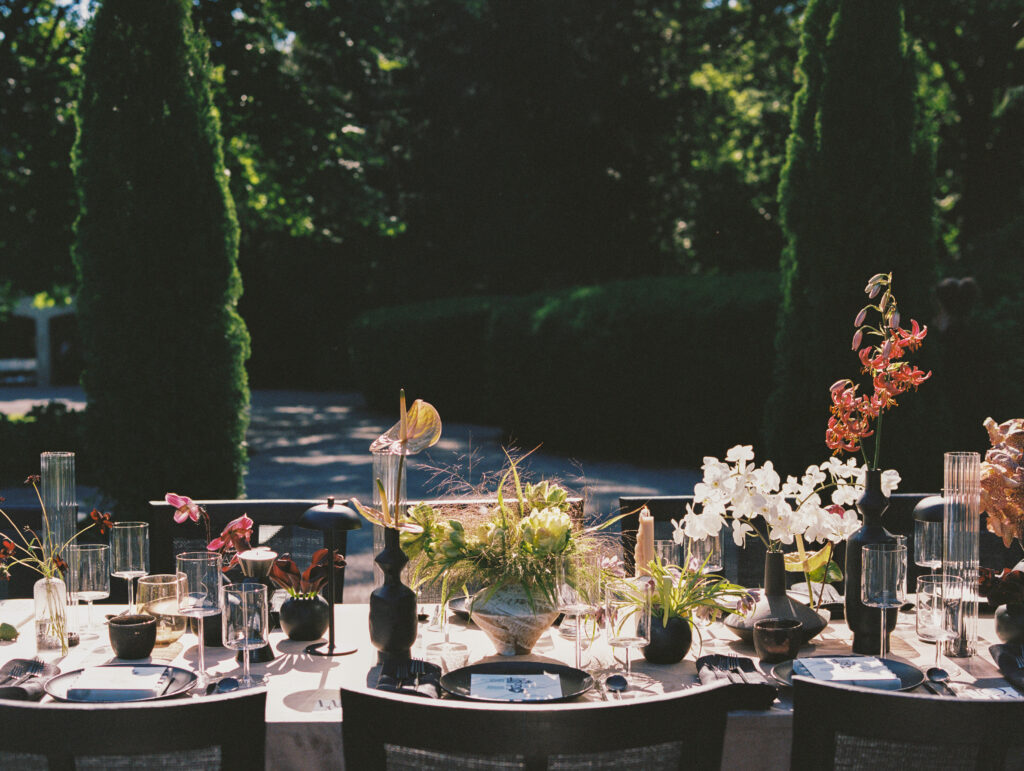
[34,575,68,653]
[371,450,408,584]
[943,451,980,657]
[40,452,76,562]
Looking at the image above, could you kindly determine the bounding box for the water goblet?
[111,522,149,613]
[914,520,943,576]
[557,553,602,669]
[177,551,223,687]
[138,573,188,646]
[424,599,469,674]
[917,574,963,677]
[605,578,652,684]
[685,532,724,574]
[861,542,907,658]
[222,583,269,688]
[68,544,109,637]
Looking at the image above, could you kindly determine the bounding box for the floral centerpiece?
[825,271,930,653]
[980,417,1024,548]
[269,550,346,641]
[614,555,750,664]
[1,476,113,653]
[399,455,606,655]
[675,446,890,610]
[826,271,930,468]
[351,390,442,664]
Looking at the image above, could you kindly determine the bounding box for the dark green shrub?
[72,0,250,511]
[0,403,87,486]
[349,272,780,466]
[765,0,936,477]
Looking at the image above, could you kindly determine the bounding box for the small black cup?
[753,618,802,664]
[109,614,157,660]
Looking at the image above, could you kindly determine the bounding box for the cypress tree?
[72,0,250,510]
[764,0,935,475]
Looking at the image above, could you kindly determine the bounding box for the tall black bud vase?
[845,468,898,654]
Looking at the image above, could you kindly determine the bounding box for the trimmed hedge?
[348,272,780,467]
[0,403,87,486]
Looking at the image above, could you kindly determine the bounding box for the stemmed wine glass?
[424,598,469,673]
[605,578,652,684]
[916,574,963,679]
[111,522,149,613]
[557,552,602,669]
[177,551,223,687]
[861,542,907,658]
[222,583,269,688]
[68,544,109,637]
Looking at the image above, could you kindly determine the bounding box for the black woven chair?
[791,677,1024,770]
[341,682,734,770]
[147,498,353,600]
[0,688,265,770]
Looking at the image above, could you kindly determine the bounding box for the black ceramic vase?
[723,551,828,644]
[279,595,330,641]
[642,615,693,664]
[368,527,417,667]
[845,468,898,654]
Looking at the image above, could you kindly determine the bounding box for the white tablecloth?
[0,599,1013,770]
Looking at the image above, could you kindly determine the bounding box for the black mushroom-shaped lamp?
[299,497,362,656]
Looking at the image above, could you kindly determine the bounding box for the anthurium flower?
[166,493,200,523]
[369,390,442,456]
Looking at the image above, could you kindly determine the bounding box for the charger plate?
[772,654,924,692]
[45,664,197,703]
[440,660,593,703]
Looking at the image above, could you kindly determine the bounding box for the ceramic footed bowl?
[471,586,559,656]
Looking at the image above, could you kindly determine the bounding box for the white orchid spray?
[673,445,900,609]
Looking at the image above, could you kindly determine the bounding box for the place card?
[67,666,171,700]
[469,673,562,701]
[794,657,901,690]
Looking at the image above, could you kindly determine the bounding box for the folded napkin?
[376,659,442,699]
[695,654,777,710]
[988,644,1024,695]
[0,681,48,702]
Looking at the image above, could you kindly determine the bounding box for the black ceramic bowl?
[109,614,158,660]
[753,617,803,664]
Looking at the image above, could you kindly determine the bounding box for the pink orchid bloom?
[166,493,200,523]
[207,514,254,553]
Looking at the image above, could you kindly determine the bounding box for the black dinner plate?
[45,664,198,703]
[771,654,924,692]
[440,660,593,703]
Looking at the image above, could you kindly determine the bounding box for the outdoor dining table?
[0,597,1016,770]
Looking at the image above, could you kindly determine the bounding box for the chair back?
[148,498,352,601]
[341,683,733,770]
[791,677,1024,770]
[0,688,265,771]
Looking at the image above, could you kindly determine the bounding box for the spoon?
[926,666,953,696]
[205,677,240,695]
[605,674,628,699]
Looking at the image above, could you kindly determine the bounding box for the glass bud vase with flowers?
[352,390,442,667]
[1,475,114,654]
[828,272,931,653]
